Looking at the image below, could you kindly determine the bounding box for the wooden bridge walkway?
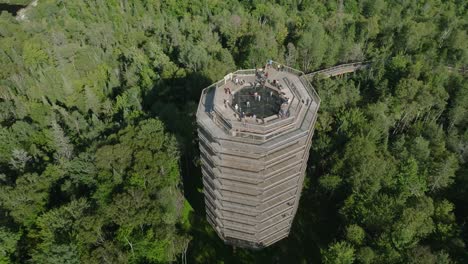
[305,61,466,79]
[304,62,370,78]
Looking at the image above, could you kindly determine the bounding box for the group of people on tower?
[221,60,294,123]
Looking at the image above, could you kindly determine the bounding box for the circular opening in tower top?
[232,85,284,118]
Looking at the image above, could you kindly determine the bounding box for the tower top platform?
[197,61,320,146]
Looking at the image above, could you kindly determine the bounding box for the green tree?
[0,227,21,263]
[346,224,365,245]
[322,241,355,264]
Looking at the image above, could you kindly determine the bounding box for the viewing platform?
[197,61,320,146]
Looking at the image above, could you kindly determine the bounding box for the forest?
[0,0,466,263]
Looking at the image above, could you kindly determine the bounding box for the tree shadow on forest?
[143,71,336,264]
[144,71,210,214]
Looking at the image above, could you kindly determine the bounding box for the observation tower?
[196,61,320,249]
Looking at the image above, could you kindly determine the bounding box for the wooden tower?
[196,62,320,248]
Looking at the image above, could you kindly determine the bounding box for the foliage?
[0,0,466,263]
[322,241,355,264]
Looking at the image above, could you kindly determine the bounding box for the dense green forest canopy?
[0,0,466,263]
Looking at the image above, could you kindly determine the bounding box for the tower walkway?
[305,61,467,78]
[305,62,370,78]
